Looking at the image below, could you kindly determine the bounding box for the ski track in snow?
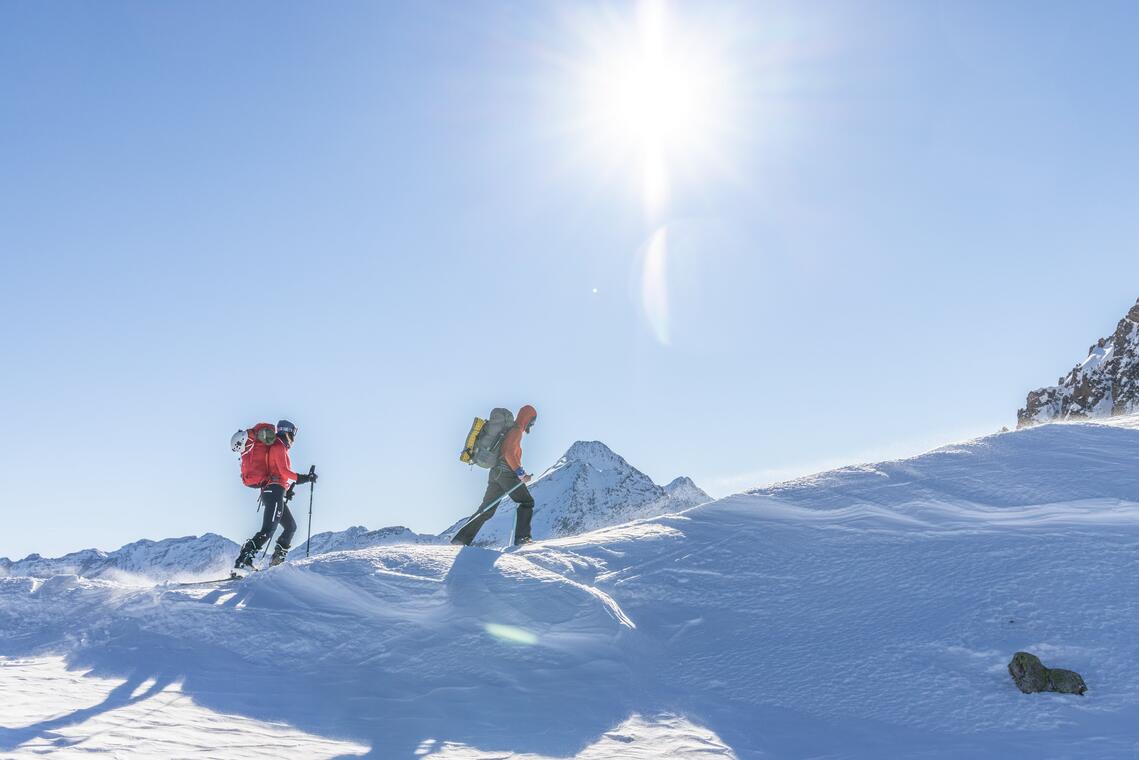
[4,419,1139,757]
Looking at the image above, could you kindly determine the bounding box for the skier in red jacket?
[451,405,537,547]
[234,419,317,571]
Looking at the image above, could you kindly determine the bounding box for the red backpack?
[238,422,277,488]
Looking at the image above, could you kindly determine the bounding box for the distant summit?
[442,440,710,546]
[1019,297,1139,427]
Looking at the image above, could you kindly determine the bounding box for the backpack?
[459,408,514,469]
[238,422,277,488]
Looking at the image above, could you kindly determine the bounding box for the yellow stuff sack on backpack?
[459,417,485,464]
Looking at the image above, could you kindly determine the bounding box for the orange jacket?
[501,405,537,474]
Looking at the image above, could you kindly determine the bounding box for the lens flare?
[484,623,539,646]
[640,226,670,345]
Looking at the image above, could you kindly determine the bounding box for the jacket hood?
[517,405,537,430]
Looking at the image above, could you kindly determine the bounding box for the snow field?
[3,419,1139,757]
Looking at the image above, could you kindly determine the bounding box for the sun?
[574,0,735,218]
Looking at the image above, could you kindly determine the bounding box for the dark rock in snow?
[1008,651,1087,696]
[1008,652,1051,693]
[1048,668,1089,696]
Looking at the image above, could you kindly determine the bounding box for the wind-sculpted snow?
[3,420,1139,757]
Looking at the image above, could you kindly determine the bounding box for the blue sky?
[2,0,1138,559]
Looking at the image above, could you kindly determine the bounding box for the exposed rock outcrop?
[1008,651,1087,695]
[1018,298,1139,427]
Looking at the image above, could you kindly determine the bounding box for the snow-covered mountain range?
[0,534,238,583]
[1018,296,1139,427]
[4,418,1138,757]
[0,440,708,580]
[302,525,441,556]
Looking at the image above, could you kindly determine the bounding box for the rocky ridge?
[1018,297,1139,427]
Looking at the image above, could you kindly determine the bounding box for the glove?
[296,471,318,485]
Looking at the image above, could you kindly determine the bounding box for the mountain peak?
[663,476,712,505]
[561,440,631,470]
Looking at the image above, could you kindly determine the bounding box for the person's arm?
[501,427,525,478]
[274,445,300,484]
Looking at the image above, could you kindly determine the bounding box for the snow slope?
[3,420,1139,758]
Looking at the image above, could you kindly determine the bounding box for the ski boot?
[513,536,533,547]
[234,539,259,572]
[269,544,289,568]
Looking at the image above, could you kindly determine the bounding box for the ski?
[171,569,257,587]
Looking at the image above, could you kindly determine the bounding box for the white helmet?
[230,429,251,454]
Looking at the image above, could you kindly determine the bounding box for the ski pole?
[305,465,316,558]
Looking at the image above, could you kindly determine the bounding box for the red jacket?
[266,437,299,488]
[501,405,536,474]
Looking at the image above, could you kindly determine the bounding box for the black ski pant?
[251,484,297,550]
[453,464,534,546]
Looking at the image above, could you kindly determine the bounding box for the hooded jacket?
[500,405,536,476]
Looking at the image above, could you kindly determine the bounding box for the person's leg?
[253,485,286,547]
[236,485,285,568]
[277,505,297,549]
[508,482,535,544]
[269,505,298,566]
[451,469,510,545]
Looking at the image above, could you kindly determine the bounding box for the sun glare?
[559,0,743,347]
[577,0,734,219]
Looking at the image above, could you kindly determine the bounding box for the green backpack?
[459,408,514,468]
